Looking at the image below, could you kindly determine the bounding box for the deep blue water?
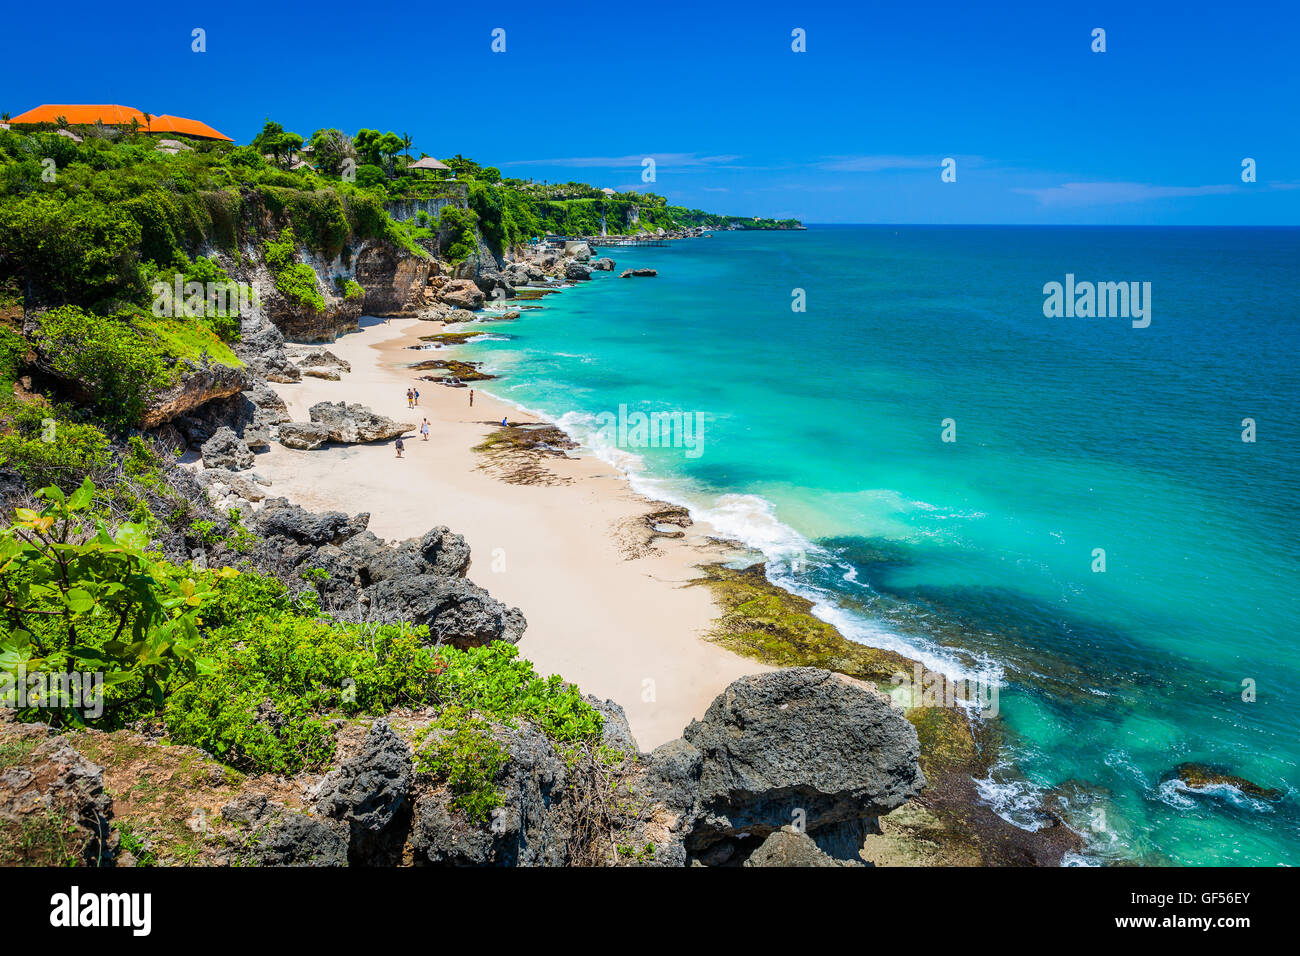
[458,226,1299,865]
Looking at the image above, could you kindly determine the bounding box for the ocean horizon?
[460,223,1300,866]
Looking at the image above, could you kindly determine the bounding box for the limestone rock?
[277,422,331,450]
[679,668,924,850]
[201,426,254,470]
[743,828,863,868]
[439,279,485,310]
[307,401,413,443]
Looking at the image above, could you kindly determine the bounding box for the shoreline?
[249,313,773,752]
[244,275,1084,865]
[409,277,1092,867]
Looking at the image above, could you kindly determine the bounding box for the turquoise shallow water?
[457,226,1299,865]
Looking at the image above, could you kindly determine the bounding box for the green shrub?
[264,227,325,313]
[31,306,168,428]
[0,479,222,727]
[0,327,26,388]
[438,205,478,263]
[0,405,110,491]
[415,707,507,822]
[0,194,142,307]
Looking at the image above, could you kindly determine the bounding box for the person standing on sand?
[421,418,430,441]
[395,436,405,458]
[469,388,474,407]
[406,388,413,409]
[414,387,420,406]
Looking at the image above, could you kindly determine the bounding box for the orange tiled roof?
[151,114,232,141]
[6,104,233,141]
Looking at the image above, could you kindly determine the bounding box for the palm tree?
[401,131,413,163]
[0,112,10,124]
[141,112,153,134]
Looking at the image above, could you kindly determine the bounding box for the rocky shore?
[1,221,1083,868]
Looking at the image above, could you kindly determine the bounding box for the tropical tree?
[309,128,354,177]
[253,119,303,169]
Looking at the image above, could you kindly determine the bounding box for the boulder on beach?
[277,422,331,450]
[592,257,616,271]
[294,348,352,380]
[564,260,592,281]
[276,402,414,446]
[438,279,485,310]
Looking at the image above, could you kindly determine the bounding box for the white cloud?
[501,153,743,169]
[817,154,950,173]
[1013,181,1238,207]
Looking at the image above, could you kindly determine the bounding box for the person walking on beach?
[406,388,414,409]
[413,387,420,406]
[421,418,430,441]
[395,436,405,458]
[469,388,474,408]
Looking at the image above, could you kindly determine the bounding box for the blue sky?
[5,0,1297,224]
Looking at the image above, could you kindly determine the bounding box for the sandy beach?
[249,315,768,750]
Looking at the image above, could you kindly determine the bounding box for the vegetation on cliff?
[0,472,604,798]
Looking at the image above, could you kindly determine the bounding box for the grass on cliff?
[136,316,241,370]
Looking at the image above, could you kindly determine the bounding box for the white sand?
[250,316,768,749]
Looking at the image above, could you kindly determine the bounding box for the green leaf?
[67,480,94,511]
[65,588,95,613]
[113,523,149,552]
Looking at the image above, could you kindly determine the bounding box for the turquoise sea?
[457,226,1299,865]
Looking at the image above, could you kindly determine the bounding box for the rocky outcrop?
[314,721,413,865]
[0,663,925,868]
[1169,763,1282,802]
[743,828,862,867]
[619,268,658,278]
[410,718,573,866]
[308,402,412,443]
[141,358,248,428]
[564,260,592,281]
[592,257,616,271]
[276,403,412,449]
[201,426,254,470]
[277,422,331,450]
[354,243,436,316]
[372,576,526,648]
[0,721,114,866]
[167,384,289,452]
[438,278,485,310]
[197,468,272,505]
[236,312,299,383]
[650,668,924,862]
[221,792,348,866]
[293,348,352,381]
[247,498,520,650]
[261,284,363,344]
